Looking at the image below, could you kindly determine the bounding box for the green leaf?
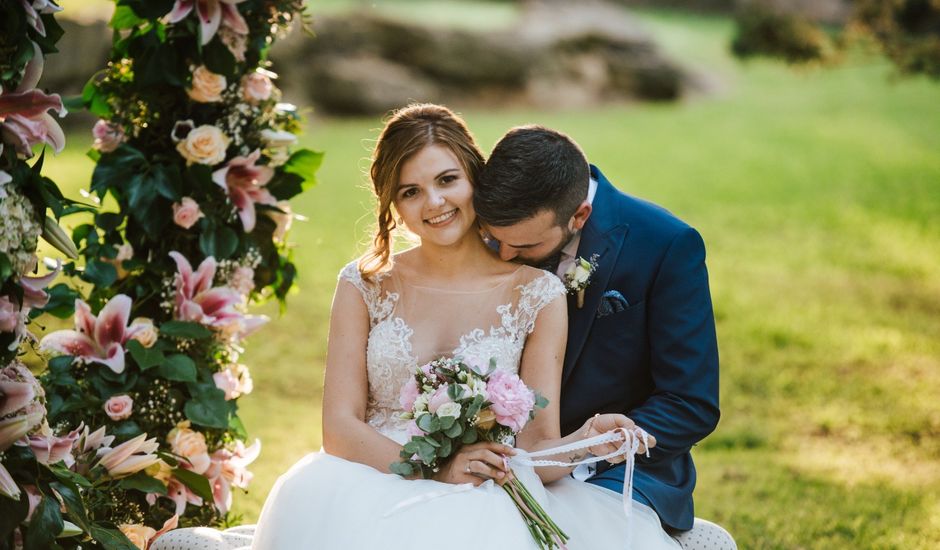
[200,224,239,260]
[24,496,64,550]
[39,283,80,319]
[171,468,213,502]
[48,481,91,535]
[49,464,93,489]
[438,438,453,458]
[117,471,167,495]
[157,354,197,382]
[444,422,463,438]
[389,462,414,477]
[118,0,176,20]
[416,414,434,433]
[110,5,144,29]
[203,39,237,78]
[184,384,231,429]
[283,149,324,187]
[267,171,306,201]
[0,490,30,542]
[229,415,248,440]
[0,253,13,282]
[160,321,212,340]
[81,259,117,288]
[461,429,479,444]
[416,440,436,464]
[88,525,140,550]
[126,340,164,370]
[438,415,456,430]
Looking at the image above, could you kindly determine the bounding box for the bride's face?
[394,144,476,247]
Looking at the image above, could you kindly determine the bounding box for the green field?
[42,5,940,549]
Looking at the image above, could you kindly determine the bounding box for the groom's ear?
[570,202,592,231]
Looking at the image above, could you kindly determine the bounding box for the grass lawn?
[42,5,940,549]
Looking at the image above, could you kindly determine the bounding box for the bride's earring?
[396,216,404,226]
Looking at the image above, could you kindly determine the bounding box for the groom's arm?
[629,226,720,462]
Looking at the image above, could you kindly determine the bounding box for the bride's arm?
[320,280,405,473]
[515,294,640,484]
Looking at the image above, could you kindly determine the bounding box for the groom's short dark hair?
[475,125,590,227]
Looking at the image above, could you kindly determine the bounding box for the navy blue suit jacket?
[561,166,720,531]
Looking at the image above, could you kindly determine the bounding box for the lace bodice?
[339,260,566,443]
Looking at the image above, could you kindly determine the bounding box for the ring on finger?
[465,460,473,473]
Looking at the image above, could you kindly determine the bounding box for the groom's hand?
[583,414,657,462]
[432,442,516,487]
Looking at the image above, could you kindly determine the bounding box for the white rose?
[436,402,462,419]
[188,65,227,103]
[176,125,230,166]
[573,264,591,283]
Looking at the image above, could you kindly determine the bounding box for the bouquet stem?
[502,471,569,550]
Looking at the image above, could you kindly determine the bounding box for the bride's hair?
[359,103,485,280]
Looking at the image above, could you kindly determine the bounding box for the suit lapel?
[562,167,628,386]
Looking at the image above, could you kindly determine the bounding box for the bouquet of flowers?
[391,357,569,550]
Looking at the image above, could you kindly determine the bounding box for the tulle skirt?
[251,452,679,549]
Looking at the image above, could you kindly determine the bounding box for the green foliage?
[731,6,831,64]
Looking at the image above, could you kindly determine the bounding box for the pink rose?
[104,395,133,421]
[242,72,273,104]
[427,385,452,414]
[172,197,204,229]
[399,378,420,411]
[486,371,535,433]
[92,119,124,153]
[419,362,437,381]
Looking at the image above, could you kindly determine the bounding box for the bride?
[249,104,680,549]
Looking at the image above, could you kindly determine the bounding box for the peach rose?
[176,125,229,166]
[104,395,133,421]
[172,196,204,229]
[242,72,273,104]
[187,65,227,103]
[119,523,156,550]
[167,420,210,474]
[128,317,158,348]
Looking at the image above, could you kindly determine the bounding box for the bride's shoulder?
[514,266,566,298]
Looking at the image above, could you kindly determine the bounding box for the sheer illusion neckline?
[395,265,525,294]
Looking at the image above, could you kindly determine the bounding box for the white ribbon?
[384,427,650,526]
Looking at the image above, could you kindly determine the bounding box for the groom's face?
[482,210,575,266]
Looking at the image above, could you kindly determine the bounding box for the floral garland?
[30,0,318,543]
[1,2,152,549]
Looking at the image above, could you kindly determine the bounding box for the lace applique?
[338,261,397,327]
[338,263,566,441]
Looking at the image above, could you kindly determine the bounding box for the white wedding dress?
[248,261,680,550]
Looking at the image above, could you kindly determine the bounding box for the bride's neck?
[413,232,494,278]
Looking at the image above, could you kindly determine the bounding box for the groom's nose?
[498,243,518,262]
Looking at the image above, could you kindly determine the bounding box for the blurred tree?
[731,0,940,79]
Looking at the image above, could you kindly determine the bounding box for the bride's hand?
[432,441,516,487]
[581,414,657,463]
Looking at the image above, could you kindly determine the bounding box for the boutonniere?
[563,254,598,308]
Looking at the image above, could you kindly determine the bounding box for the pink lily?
[73,424,115,455]
[212,150,275,232]
[27,426,80,466]
[19,259,60,309]
[167,0,248,46]
[0,297,17,334]
[95,433,160,478]
[168,252,266,338]
[0,378,35,417]
[205,439,259,514]
[0,463,19,499]
[0,411,43,451]
[0,42,65,157]
[40,295,151,374]
[165,477,204,515]
[151,515,181,547]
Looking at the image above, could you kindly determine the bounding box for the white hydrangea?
[0,189,41,275]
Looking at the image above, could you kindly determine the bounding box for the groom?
[474,126,720,535]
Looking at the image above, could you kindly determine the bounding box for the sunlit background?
[41,1,940,547]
